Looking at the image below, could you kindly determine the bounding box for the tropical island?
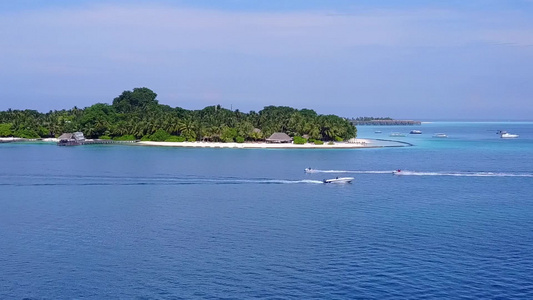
[0,87,357,142]
[0,87,413,148]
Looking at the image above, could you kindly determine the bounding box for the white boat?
[389,132,406,137]
[304,168,317,173]
[433,133,448,138]
[410,130,422,134]
[323,177,354,184]
[501,133,519,138]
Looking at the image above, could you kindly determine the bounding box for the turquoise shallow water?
[1,122,532,299]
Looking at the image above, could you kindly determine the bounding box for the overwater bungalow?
[58,132,85,146]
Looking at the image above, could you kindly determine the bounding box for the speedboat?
[392,169,402,175]
[501,132,519,138]
[410,130,422,134]
[304,168,317,173]
[433,133,448,138]
[323,177,354,184]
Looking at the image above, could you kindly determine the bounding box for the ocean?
[1,122,532,299]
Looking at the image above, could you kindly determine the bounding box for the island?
[0,87,410,148]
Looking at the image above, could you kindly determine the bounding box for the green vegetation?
[0,123,13,136]
[150,129,171,142]
[113,135,136,141]
[293,136,307,144]
[0,87,357,142]
[14,128,40,139]
[165,136,185,142]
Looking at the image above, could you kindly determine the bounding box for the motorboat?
[392,169,402,175]
[501,132,519,138]
[410,130,422,134]
[304,168,317,173]
[433,133,448,138]
[389,132,406,137]
[323,177,354,184]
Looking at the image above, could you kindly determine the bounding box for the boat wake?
[0,174,325,186]
[203,179,325,185]
[392,171,533,177]
[306,169,393,174]
[305,169,533,177]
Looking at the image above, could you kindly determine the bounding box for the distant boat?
[389,132,406,137]
[410,130,422,134]
[433,133,448,138]
[304,168,317,173]
[375,131,382,133]
[323,177,354,184]
[501,132,519,138]
[392,169,402,175]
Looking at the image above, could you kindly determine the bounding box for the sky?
[1,0,532,120]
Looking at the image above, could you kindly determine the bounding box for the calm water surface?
[1,122,532,299]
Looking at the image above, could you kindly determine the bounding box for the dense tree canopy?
[0,88,357,142]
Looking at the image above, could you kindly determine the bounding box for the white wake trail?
[305,169,533,177]
[394,171,533,177]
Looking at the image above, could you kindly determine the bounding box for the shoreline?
[1,137,410,148]
[136,139,408,149]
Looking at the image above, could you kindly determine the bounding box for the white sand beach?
[0,137,23,142]
[136,139,402,149]
[1,137,410,148]
[42,138,59,142]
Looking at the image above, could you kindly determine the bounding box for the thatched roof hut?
[58,132,85,142]
[58,133,73,141]
[266,132,292,143]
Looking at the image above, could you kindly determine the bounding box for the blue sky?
[1,0,532,120]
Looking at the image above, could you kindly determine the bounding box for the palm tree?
[178,117,196,140]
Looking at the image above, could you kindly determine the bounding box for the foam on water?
[306,169,533,177]
[306,169,392,174]
[393,171,533,177]
[0,173,325,186]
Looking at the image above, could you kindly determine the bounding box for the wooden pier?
[58,140,138,146]
[56,132,139,146]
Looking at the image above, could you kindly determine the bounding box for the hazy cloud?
[0,3,532,119]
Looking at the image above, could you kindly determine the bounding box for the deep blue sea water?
[1,122,532,299]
